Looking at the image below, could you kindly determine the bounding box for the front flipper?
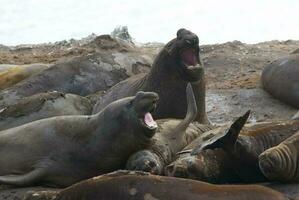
[0,168,46,187]
[191,110,250,155]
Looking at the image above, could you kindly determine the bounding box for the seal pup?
[24,170,288,200]
[166,119,299,183]
[0,91,92,131]
[0,91,158,187]
[93,28,209,124]
[126,83,214,174]
[262,54,299,108]
[259,130,299,182]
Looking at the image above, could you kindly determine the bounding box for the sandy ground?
[0,35,298,199]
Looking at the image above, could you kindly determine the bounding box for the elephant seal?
[259,130,299,182]
[166,119,299,183]
[0,54,128,107]
[0,91,158,187]
[0,63,50,90]
[0,91,92,131]
[93,28,209,124]
[262,54,299,108]
[24,170,288,200]
[126,83,214,174]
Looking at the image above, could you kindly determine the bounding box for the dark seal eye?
[185,39,192,44]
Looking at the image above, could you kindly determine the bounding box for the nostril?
[165,164,174,174]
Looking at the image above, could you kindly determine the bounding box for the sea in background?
[0,0,299,45]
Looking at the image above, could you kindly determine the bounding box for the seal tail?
[191,110,250,155]
[174,83,198,133]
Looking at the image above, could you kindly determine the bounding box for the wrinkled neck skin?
[146,50,182,90]
[229,131,293,183]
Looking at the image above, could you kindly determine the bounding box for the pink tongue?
[181,49,197,66]
[144,112,157,128]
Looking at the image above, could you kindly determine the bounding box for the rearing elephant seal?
[259,130,299,182]
[0,91,158,187]
[262,54,299,108]
[93,28,209,124]
[24,170,288,200]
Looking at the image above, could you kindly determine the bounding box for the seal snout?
[133,92,159,131]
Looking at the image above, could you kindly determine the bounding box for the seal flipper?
[191,110,250,155]
[174,83,198,132]
[0,168,46,187]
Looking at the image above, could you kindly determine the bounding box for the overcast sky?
[0,0,298,45]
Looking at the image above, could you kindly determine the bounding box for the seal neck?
[146,50,183,88]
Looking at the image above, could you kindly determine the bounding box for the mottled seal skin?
[24,170,288,200]
[93,29,209,124]
[0,91,92,131]
[126,84,214,174]
[262,54,299,108]
[0,63,50,90]
[166,120,299,183]
[0,91,158,187]
[259,130,299,182]
[165,111,249,183]
[0,55,128,107]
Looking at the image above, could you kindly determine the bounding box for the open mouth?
[142,104,158,130]
[141,104,157,130]
[180,48,199,69]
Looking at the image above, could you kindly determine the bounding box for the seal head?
[164,28,202,82]
[112,91,159,138]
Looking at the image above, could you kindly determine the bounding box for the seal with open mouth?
[0,91,158,187]
[93,29,209,124]
[126,83,214,174]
